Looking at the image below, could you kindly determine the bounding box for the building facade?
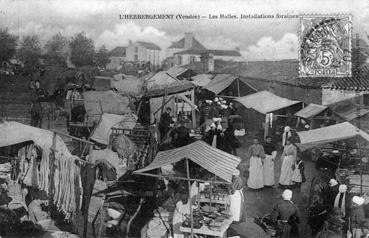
[126,41,161,67]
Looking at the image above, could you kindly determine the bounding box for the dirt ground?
[228,135,317,238]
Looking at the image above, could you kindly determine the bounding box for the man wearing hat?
[271,189,300,238]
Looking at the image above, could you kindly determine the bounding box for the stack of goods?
[53,154,82,220]
[198,184,231,203]
[181,206,232,231]
[349,174,369,194]
[0,163,11,180]
[17,142,83,220]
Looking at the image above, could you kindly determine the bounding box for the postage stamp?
[299,15,352,77]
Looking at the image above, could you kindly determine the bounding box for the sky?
[1,0,368,61]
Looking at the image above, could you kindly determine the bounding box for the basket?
[254,213,279,237]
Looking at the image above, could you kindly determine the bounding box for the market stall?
[0,121,94,237]
[134,140,241,238]
[234,90,304,138]
[297,122,369,195]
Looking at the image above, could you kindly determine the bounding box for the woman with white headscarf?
[333,184,348,217]
[279,138,297,188]
[282,126,292,147]
[351,196,366,238]
[229,169,244,222]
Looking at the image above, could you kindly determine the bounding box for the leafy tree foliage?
[69,32,95,67]
[18,35,42,70]
[44,32,68,66]
[0,28,18,62]
[95,44,110,68]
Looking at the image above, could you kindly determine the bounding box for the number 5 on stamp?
[299,15,352,77]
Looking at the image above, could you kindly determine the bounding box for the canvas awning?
[294,103,328,119]
[296,122,369,151]
[0,121,72,156]
[335,108,369,121]
[204,74,238,94]
[134,140,241,183]
[145,71,194,97]
[235,90,302,114]
[83,90,131,122]
[111,74,144,96]
[191,74,213,87]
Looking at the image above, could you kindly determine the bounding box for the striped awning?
[134,140,241,183]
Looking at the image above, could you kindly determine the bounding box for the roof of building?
[328,95,369,121]
[204,74,257,94]
[191,74,214,87]
[294,103,328,119]
[166,66,190,77]
[134,140,241,183]
[297,122,369,151]
[217,60,369,91]
[175,48,241,57]
[136,41,161,50]
[109,46,126,57]
[235,90,302,114]
[322,65,369,91]
[168,37,206,50]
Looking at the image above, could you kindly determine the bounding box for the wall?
[174,54,201,66]
[241,77,322,105]
[106,56,125,70]
[147,49,160,67]
[167,47,183,57]
[213,55,242,61]
[126,43,147,62]
[322,88,367,105]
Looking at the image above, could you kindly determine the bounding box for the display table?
[180,218,232,238]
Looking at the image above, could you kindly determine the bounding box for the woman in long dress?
[229,169,244,222]
[246,138,265,189]
[172,194,191,238]
[263,136,277,187]
[279,138,297,188]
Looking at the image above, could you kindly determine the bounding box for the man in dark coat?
[30,80,47,128]
[159,107,173,141]
[271,189,300,238]
[171,121,191,148]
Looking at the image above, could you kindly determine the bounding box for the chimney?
[129,40,132,45]
[184,32,193,49]
[201,53,214,73]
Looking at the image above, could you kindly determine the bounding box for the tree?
[44,32,68,66]
[18,35,42,70]
[95,45,110,68]
[69,32,95,67]
[0,28,18,62]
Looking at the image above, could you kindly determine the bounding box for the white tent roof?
[235,91,301,114]
[0,121,72,156]
[134,140,241,183]
[297,122,369,151]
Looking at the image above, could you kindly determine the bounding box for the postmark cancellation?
[299,14,352,78]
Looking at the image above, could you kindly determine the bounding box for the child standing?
[292,158,306,191]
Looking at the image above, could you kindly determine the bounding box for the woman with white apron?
[172,194,191,238]
[229,169,244,222]
[263,136,277,187]
[279,138,297,188]
[246,138,265,189]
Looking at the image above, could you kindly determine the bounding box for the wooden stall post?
[191,89,196,129]
[237,78,241,97]
[185,158,194,238]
